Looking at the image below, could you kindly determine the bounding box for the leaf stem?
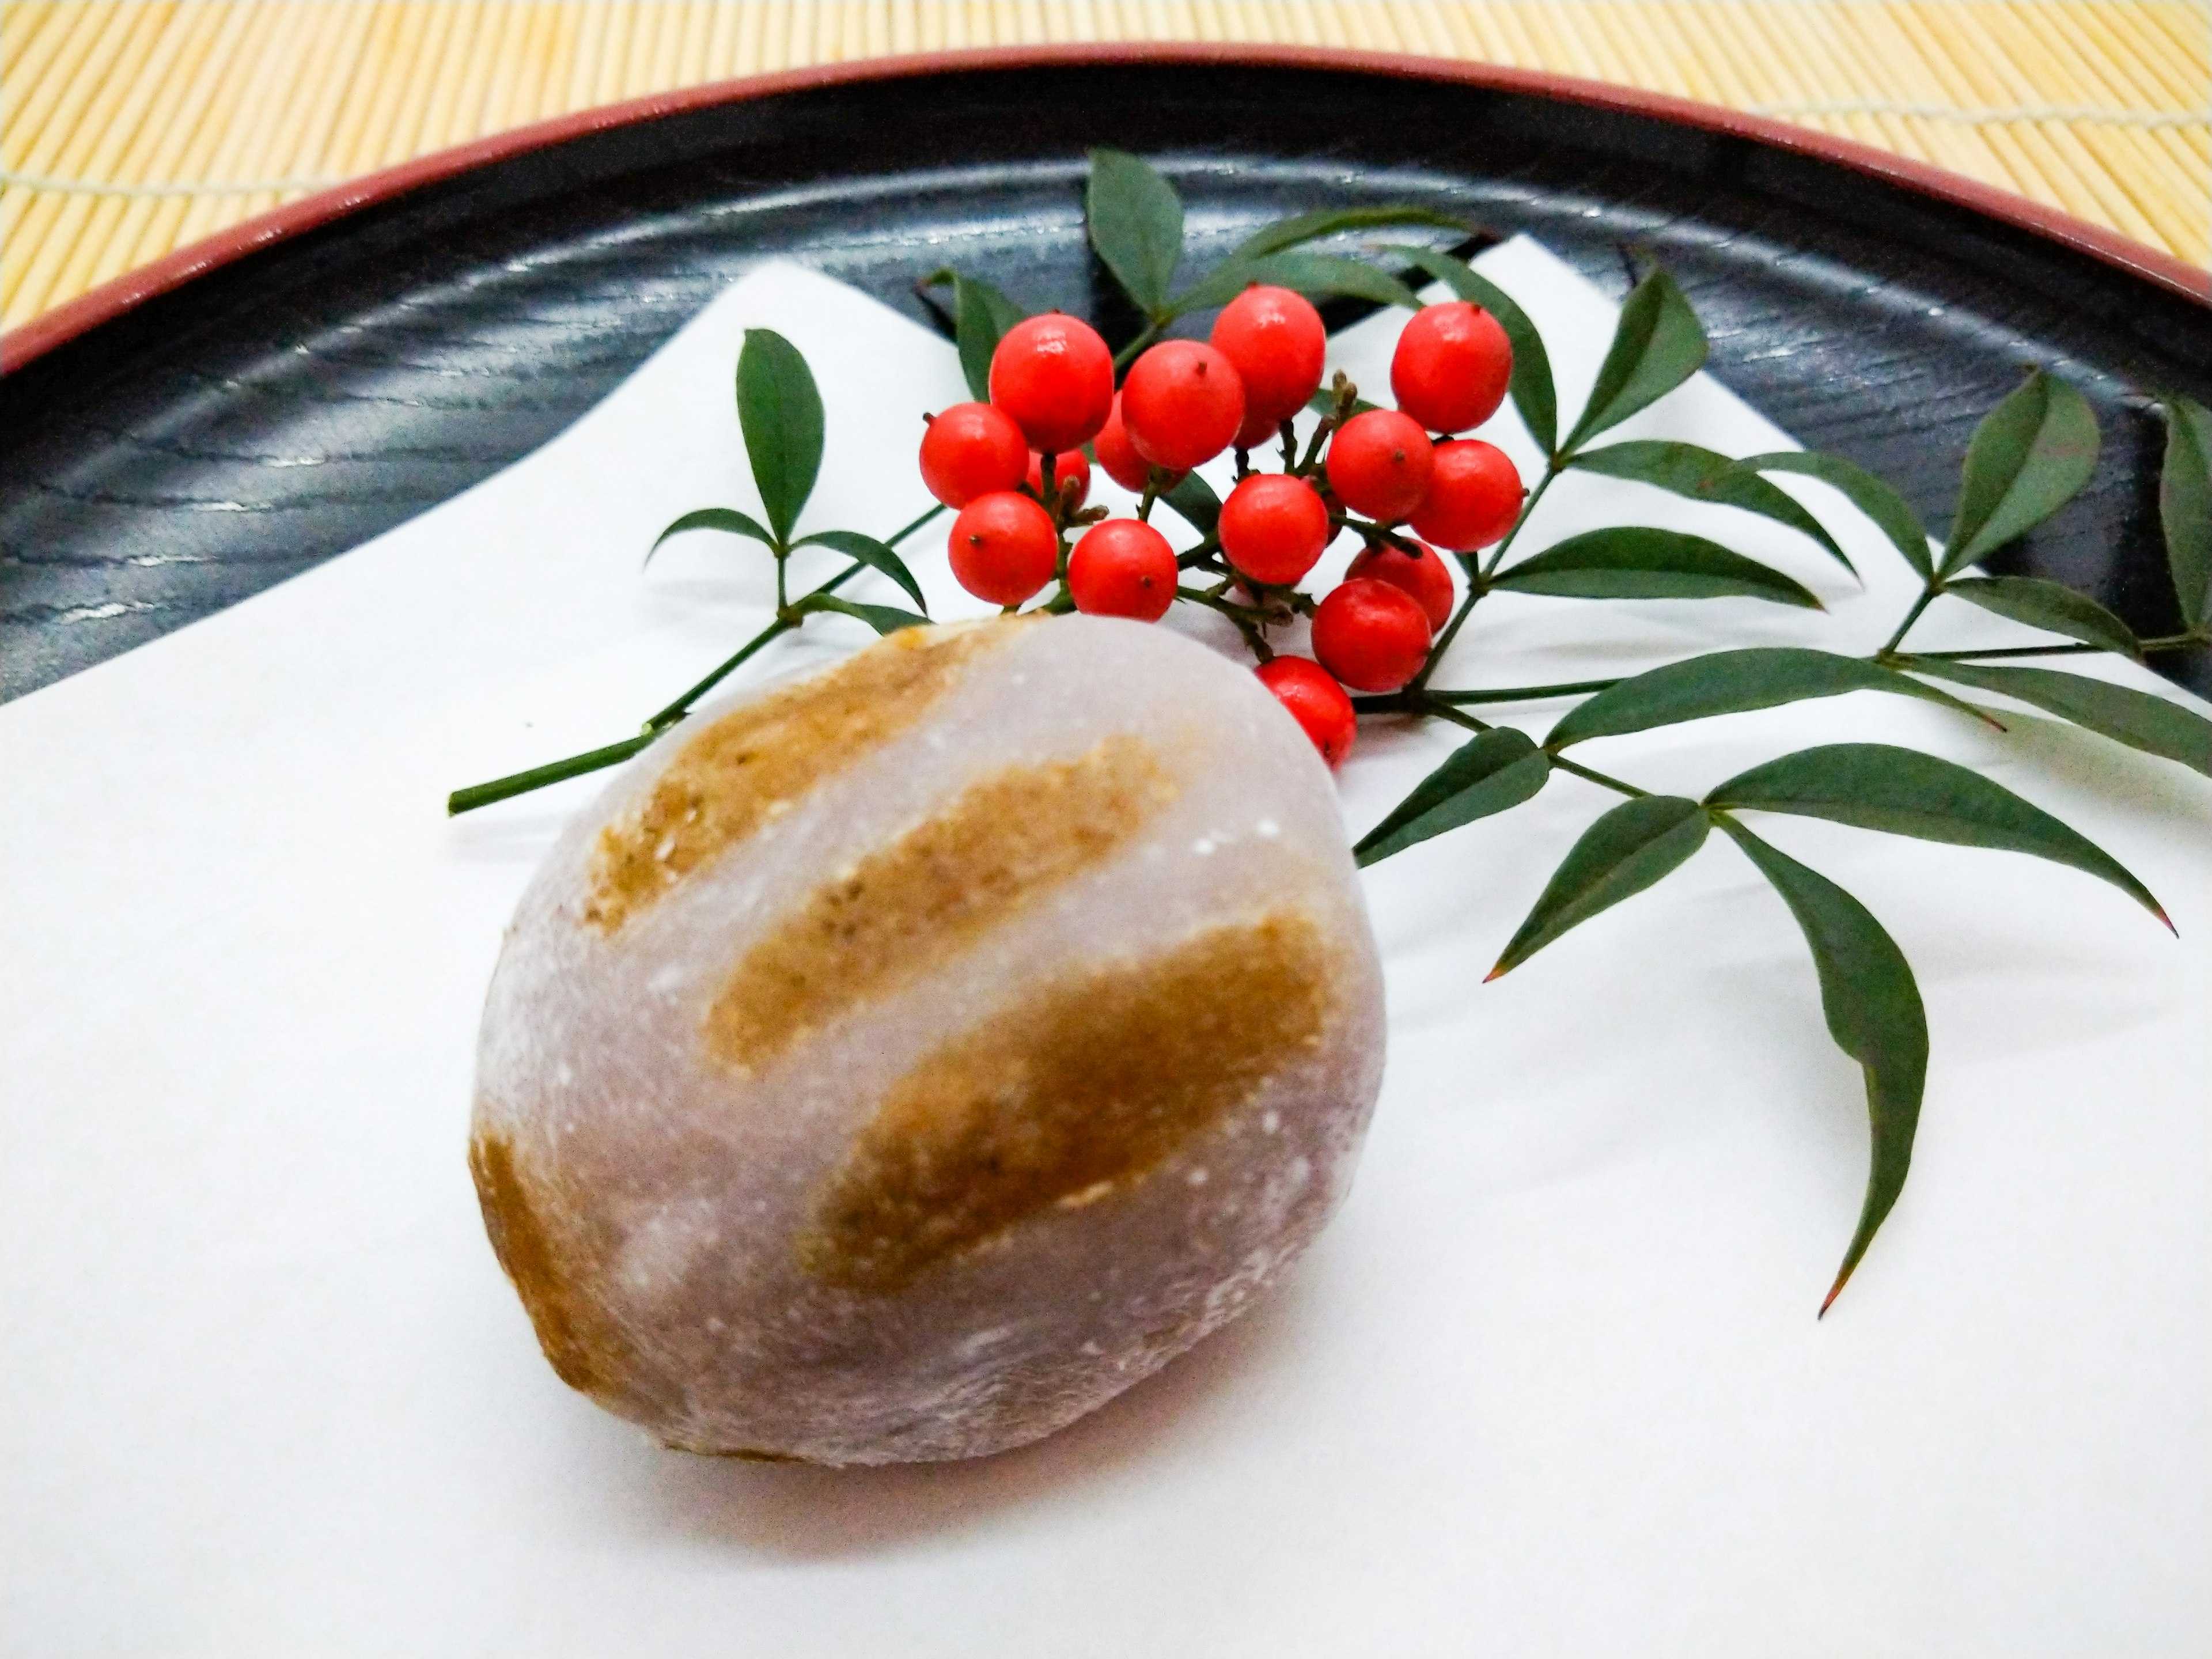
[1112,320,1164,372]
[1878,583,1940,655]
[447,734,654,816]
[1546,752,1651,798]
[1424,676,1624,704]
[1411,460,1559,691]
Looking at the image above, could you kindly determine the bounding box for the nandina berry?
[988,313,1114,454]
[948,490,1059,607]
[1311,577,1433,693]
[1410,438,1524,551]
[1325,409,1434,523]
[1390,301,1512,434]
[1256,656,1357,768]
[918,402,1029,508]
[1119,340,1246,472]
[1219,474,1331,587]
[1346,539,1455,629]
[1028,448,1092,509]
[1210,285,1327,427]
[1233,406,1282,454]
[1067,518,1179,622]
[1092,393,1169,493]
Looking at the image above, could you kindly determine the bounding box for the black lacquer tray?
[3,46,2207,704]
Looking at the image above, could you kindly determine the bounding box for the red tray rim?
[5,41,2206,375]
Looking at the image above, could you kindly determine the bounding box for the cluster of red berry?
[915,285,1524,767]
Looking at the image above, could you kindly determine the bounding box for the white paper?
[5,243,2207,1658]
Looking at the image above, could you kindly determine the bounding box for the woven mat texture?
[3,1,2208,329]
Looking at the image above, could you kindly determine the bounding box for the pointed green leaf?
[647,506,777,566]
[736,328,824,546]
[1942,368,2100,573]
[791,529,930,612]
[1561,267,1707,453]
[1087,147,1184,318]
[1548,648,1993,748]
[1739,450,1936,581]
[1943,575,2138,657]
[787,593,930,635]
[1490,796,1709,975]
[1899,658,2212,777]
[925,268,1026,403]
[1569,440,1855,573]
[1233,206,1466,260]
[1353,729,1551,866]
[2158,394,2211,628]
[1719,820,1926,1315]
[1161,471,1221,541]
[1384,245,1558,456]
[1707,742,2168,925]
[1491,527,1820,608]
[1169,252,1425,319]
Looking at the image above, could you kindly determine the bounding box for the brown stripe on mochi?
[704,734,1179,1074]
[468,1129,634,1399]
[796,912,1338,1294]
[583,619,1022,933]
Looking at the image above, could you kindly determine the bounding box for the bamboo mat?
[2,2,2207,330]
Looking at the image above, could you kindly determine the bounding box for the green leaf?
[1569,440,1855,573]
[736,328,824,546]
[787,593,930,635]
[1353,729,1551,866]
[1547,648,1994,749]
[1384,245,1558,457]
[1233,206,1467,260]
[1899,658,2212,777]
[1942,368,2100,573]
[646,506,777,566]
[925,268,1025,403]
[1718,820,1926,1316]
[1087,147,1184,318]
[791,529,930,612]
[1739,450,1936,581]
[1170,252,1425,319]
[1943,575,2138,657]
[1489,796,1710,975]
[2158,394,2212,628]
[1561,267,1708,453]
[1161,471,1222,540]
[1491,527,1820,608]
[1707,742,2168,926]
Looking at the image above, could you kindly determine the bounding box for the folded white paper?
[4,240,2206,1658]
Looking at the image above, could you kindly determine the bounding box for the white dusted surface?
[3,244,2207,1657]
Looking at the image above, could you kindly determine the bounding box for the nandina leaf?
[1171,253,1425,319]
[646,506,777,567]
[1161,471,1221,541]
[1547,648,1991,748]
[1384,245,1558,457]
[1942,368,2100,573]
[1718,820,1926,1315]
[1490,527,1820,608]
[1738,450,1936,580]
[1942,575,2139,657]
[1560,267,1707,453]
[736,328,824,547]
[2158,394,2212,628]
[1899,658,2212,777]
[787,592,929,635]
[1233,206,1467,260]
[925,268,1026,403]
[1087,147,1184,319]
[792,529,929,612]
[1490,796,1710,975]
[1707,743,2168,926]
[1569,440,1855,573]
[1353,728,1551,866]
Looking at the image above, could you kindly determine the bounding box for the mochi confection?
[469,614,1387,1465]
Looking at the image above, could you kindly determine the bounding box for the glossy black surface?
[4,61,2207,702]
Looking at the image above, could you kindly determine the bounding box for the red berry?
[1210,285,1327,426]
[1256,657,1357,768]
[1325,409,1434,523]
[1092,393,1169,493]
[1311,577,1433,693]
[918,402,1029,509]
[1120,340,1246,472]
[1232,405,1282,454]
[948,490,1058,607]
[1390,301,1512,435]
[1067,518,1178,622]
[1410,438,1524,551]
[1219,474,1331,587]
[989,313,1114,454]
[1027,448,1091,509]
[1346,539,1455,629]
